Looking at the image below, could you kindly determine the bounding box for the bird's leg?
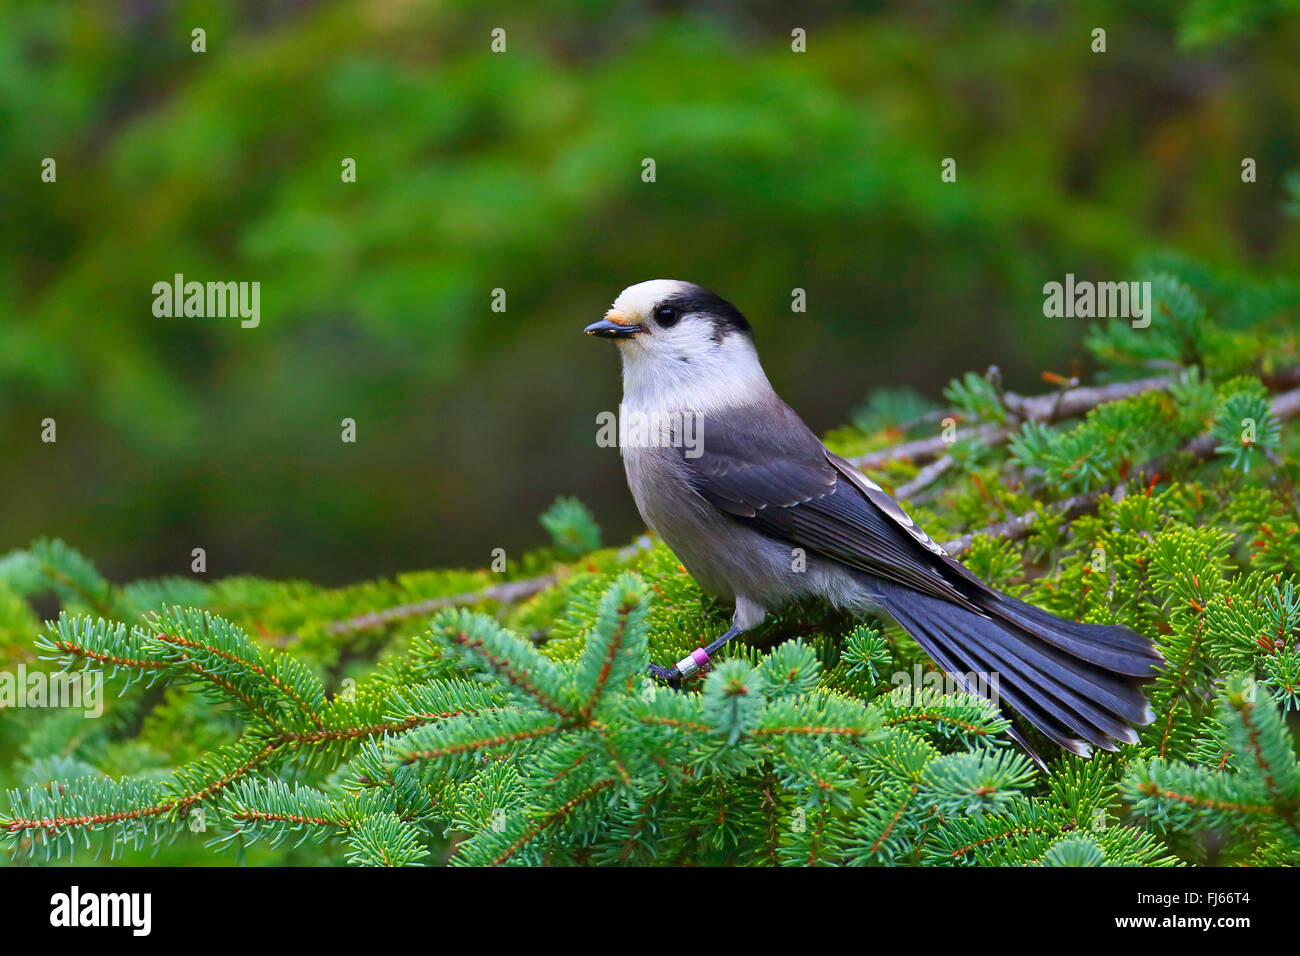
[646,661,682,688]
[703,624,744,657]
[646,624,744,686]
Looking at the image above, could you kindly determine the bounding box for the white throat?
[618,333,775,416]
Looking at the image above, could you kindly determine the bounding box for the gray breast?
[623,444,738,598]
[622,444,870,621]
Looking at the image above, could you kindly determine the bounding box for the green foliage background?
[2,0,1299,585]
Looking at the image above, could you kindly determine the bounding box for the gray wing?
[683,401,990,611]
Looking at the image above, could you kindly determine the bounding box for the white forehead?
[611,279,691,317]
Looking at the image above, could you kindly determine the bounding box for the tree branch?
[940,384,1300,556]
[852,374,1174,470]
[855,367,1300,473]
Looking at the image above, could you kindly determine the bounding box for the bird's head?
[585,280,769,411]
[585,279,751,350]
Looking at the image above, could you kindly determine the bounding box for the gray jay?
[585,279,1163,759]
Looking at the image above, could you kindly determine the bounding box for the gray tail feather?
[872,580,1163,761]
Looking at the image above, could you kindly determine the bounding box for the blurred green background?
[3,0,1299,585]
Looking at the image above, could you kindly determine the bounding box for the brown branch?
[581,596,638,718]
[49,641,168,673]
[4,715,445,840]
[869,783,919,856]
[487,780,616,867]
[323,575,559,636]
[395,724,565,764]
[754,723,876,738]
[1227,690,1296,824]
[155,630,324,729]
[948,824,1050,861]
[228,808,332,827]
[4,742,278,837]
[852,374,1174,471]
[882,711,995,735]
[441,626,575,719]
[1136,782,1277,817]
[273,540,655,644]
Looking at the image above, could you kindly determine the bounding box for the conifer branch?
[941,383,1300,556]
[484,780,617,867]
[853,374,1177,470]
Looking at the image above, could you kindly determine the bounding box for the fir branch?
[430,609,579,719]
[388,710,568,768]
[942,383,1300,556]
[344,812,426,867]
[1123,678,1300,860]
[853,373,1177,470]
[483,780,617,867]
[575,573,651,717]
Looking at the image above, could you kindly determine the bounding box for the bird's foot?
[646,648,712,688]
[646,661,681,688]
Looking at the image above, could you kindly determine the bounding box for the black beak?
[584,317,645,339]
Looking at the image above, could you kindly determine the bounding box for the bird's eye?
[654,306,679,328]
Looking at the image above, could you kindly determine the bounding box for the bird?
[585,279,1164,760]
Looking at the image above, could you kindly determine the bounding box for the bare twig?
[1001,374,1175,423]
[324,575,559,635]
[888,367,1300,500]
[851,374,1175,470]
[276,539,654,643]
[893,456,955,500]
[854,423,1010,471]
